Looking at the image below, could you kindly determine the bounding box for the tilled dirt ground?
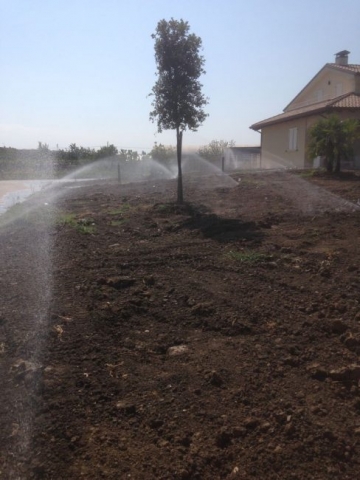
[1,170,360,479]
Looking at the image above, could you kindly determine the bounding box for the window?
[335,83,343,96]
[288,127,298,151]
[315,89,323,102]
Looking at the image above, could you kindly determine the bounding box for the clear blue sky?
[1,0,359,152]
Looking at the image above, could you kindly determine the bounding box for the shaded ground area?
[1,170,360,479]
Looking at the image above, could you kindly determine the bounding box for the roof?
[283,62,360,112]
[332,93,360,108]
[250,93,360,131]
[327,63,360,74]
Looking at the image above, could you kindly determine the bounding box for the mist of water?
[0,163,55,479]
[59,156,177,183]
[0,180,53,215]
[224,149,261,171]
[58,154,238,189]
[181,152,238,188]
[272,172,360,214]
[223,148,298,171]
[259,150,297,170]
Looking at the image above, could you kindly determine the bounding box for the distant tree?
[150,142,176,163]
[56,143,95,168]
[70,144,94,163]
[198,139,235,163]
[308,115,360,173]
[118,149,140,162]
[128,150,139,162]
[68,143,80,161]
[38,141,49,151]
[96,144,118,159]
[150,18,208,203]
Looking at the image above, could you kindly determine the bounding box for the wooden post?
[221,156,225,172]
[117,163,121,183]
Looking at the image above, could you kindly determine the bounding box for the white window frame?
[288,127,298,151]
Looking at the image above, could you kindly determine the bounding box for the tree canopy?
[308,115,360,173]
[150,18,208,202]
[150,142,176,163]
[198,140,235,162]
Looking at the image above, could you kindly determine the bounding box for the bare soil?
[1,170,360,479]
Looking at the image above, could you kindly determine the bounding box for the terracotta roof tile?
[250,93,360,130]
[331,93,360,108]
[327,63,360,74]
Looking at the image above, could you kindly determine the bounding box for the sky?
[1,0,360,152]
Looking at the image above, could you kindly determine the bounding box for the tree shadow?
[312,170,360,182]
[178,203,263,243]
[334,171,360,182]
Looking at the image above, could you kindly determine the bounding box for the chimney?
[335,50,350,66]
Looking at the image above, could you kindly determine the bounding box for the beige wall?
[355,75,360,93]
[286,68,355,111]
[261,110,360,169]
[261,117,308,169]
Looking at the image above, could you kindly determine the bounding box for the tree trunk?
[325,156,332,173]
[176,127,183,204]
[334,154,341,173]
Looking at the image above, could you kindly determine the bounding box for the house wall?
[286,68,355,111]
[261,118,308,168]
[261,110,360,170]
[355,75,360,93]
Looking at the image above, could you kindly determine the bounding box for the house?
[250,51,360,169]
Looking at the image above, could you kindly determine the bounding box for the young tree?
[308,115,360,173]
[150,18,208,203]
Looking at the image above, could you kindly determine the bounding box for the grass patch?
[298,169,324,178]
[225,250,267,263]
[110,219,126,227]
[76,223,96,234]
[108,204,131,215]
[58,213,77,226]
[108,204,131,227]
[155,203,169,212]
[57,213,96,234]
